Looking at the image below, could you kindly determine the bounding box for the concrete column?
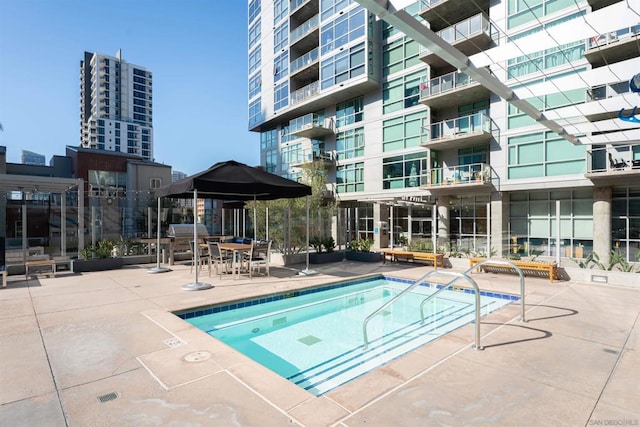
[437,195,450,250]
[373,203,389,249]
[491,191,506,257]
[593,186,612,265]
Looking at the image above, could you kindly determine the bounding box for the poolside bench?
[382,250,444,269]
[25,258,56,279]
[469,257,558,283]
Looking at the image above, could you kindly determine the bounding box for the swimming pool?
[178,275,518,395]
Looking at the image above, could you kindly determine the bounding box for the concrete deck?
[0,259,638,426]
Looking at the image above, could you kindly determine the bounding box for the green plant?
[530,248,544,261]
[310,235,324,253]
[322,236,336,253]
[80,239,116,260]
[407,238,433,253]
[348,238,373,252]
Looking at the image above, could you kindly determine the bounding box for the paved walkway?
[0,260,638,426]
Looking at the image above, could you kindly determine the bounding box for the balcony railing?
[586,144,640,173]
[290,47,319,74]
[290,113,326,132]
[586,24,640,49]
[587,80,629,101]
[422,112,491,142]
[290,81,320,105]
[419,13,493,55]
[421,163,490,187]
[291,149,336,165]
[290,14,319,45]
[290,0,309,12]
[419,0,445,9]
[420,69,476,98]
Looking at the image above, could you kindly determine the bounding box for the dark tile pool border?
[174,274,519,320]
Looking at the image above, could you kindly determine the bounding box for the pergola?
[0,174,84,259]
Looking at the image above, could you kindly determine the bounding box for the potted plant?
[73,239,123,272]
[346,238,382,262]
[309,236,344,264]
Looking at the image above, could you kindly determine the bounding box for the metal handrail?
[362,259,527,351]
[419,260,526,325]
[362,270,482,350]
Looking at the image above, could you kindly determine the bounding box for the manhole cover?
[184,351,211,363]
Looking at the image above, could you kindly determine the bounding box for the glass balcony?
[291,148,336,166]
[290,0,309,12]
[290,47,319,75]
[290,81,320,105]
[420,163,491,188]
[419,69,490,109]
[585,24,640,67]
[290,14,319,46]
[587,80,629,101]
[586,144,640,175]
[421,112,492,148]
[290,113,334,138]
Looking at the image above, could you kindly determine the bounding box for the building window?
[273,51,288,82]
[508,131,585,179]
[382,70,422,114]
[508,0,577,29]
[336,127,364,160]
[321,0,354,21]
[336,96,363,128]
[261,129,278,149]
[274,22,288,53]
[274,0,287,24]
[320,42,365,90]
[249,98,263,127]
[249,46,261,74]
[249,0,261,22]
[382,111,423,152]
[382,152,427,189]
[382,37,421,77]
[249,19,261,50]
[320,6,365,55]
[248,72,262,99]
[274,81,289,110]
[150,178,162,190]
[336,161,364,193]
[281,143,303,173]
[265,148,278,173]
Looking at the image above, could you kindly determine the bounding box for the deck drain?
[184,351,211,363]
[603,348,619,355]
[97,392,119,403]
[163,337,185,348]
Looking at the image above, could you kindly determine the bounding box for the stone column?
[437,195,450,250]
[593,186,612,265]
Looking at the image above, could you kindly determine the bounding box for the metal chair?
[246,240,271,278]
[207,241,232,277]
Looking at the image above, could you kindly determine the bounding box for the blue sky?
[0,0,258,175]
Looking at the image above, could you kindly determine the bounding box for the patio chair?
[246,240,271,278]
[189,240,208,273]
[207,241,233,277]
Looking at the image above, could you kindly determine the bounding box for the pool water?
[181,276,517,395]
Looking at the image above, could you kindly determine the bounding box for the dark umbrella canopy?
[156,160,311,200]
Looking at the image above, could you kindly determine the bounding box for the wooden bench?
[382,250,444,269]
[469,257,558,283]
[25,258,56,279]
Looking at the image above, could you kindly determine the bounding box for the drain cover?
[97,392,119,403]
[184,351,211,362]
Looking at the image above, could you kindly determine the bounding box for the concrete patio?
[0,259,638,426]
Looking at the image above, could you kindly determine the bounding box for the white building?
[248,0,640,264]
[80,50,154,161]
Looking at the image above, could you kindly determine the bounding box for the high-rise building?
[21,150,46,166]
[80,50,154,161]
[248,0,640,264]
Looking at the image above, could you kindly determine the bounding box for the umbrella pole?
[299,195,317,276]
[182,189,212,290]
[254,195,257,241]
[148,196,170,273]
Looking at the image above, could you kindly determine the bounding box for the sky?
[0,0,259,175]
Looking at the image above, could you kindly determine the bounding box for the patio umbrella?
[156,160,312,290]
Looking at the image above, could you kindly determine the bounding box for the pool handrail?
[362,270,483,350]
[419,259,527,325]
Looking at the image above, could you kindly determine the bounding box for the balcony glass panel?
[290,48,319,74]
[290,14,319,45]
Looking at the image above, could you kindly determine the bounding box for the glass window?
[249,19,261,50]
[383,37,421,76]
[248,72,261,99]
[274,22,288,53]
[321,0,353,22]
[321,43,365,90]
[273,51,288,82]
[382,70,422,114]
[274,81,289,110]
[382,152,427,189]
[249,46,261,74]
[260,129,278,149]
[336,96,364,127]
[249,0,261,23]
[336,127,364,159]
[382,111,424,152]
[274,0,288,24]
[249,98,262,127]
[336,161,364,193]
[321,6,365,55]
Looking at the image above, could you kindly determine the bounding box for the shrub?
[322,236,336,253]
[348,238,373,252]
[80,239,116,260]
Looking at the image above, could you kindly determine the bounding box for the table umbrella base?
[182,282,213,291]
[147,266,171,274]
[298,268,318,276]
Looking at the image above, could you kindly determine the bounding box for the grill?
[167,224,210,253]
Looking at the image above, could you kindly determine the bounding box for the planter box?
[346,251,382,262]
[121,254,156,266]
[73,257,123,272]
[309,251,345,264]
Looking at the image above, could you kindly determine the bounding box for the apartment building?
[80,50,154,161]
[248,0,640,263]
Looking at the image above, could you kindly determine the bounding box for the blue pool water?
[179,276,517,395]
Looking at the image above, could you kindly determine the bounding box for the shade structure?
[156,160,312,290]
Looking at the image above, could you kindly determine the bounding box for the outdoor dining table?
[218,242,252,278]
